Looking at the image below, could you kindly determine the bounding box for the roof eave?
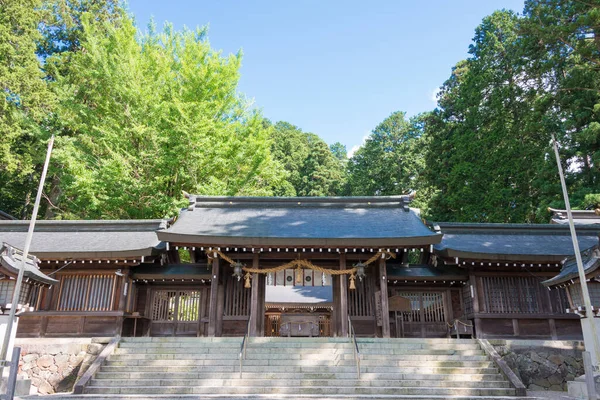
[434,248,571,263]
[156,232,443,247]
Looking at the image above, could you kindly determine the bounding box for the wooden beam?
[332,271,340,337]
[339,254,348,337]
[216,284,224,337]
[207,257,220,336]
[470,272,483,339]
[379,258,390,338]
[250,253,260,336]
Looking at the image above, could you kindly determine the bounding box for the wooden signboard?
[388,295,412,312]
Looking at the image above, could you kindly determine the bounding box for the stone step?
[100,364,498,374]
[106,355,495,369]
[115,346,484,357]
[89,378,512,389]
[114,347,488,360]
[84,386,516,396]
[118,340,479,349]
[21,395,539,400]
[119,337,477,344]
[95,371,507,381]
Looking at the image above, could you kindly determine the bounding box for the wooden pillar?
[250,253,261,337]
[469,272,483,338]
[116,271,129,336]
[332,273,340,337]
[257,273,266,336]
[379,258,390,338]
[216,284,224,337]
[208,257,220,336]
[339,254,348,337]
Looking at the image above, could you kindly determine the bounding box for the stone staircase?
[52,336,534,399]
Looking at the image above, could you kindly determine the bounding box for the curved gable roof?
[158,196,442,247]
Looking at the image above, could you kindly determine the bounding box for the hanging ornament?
[349,274,356,290]
[295,266,303,285]
[244,272,252,288]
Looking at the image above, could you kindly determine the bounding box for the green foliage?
[0,0,54,219]
[269,121,346,196]
[347,111,425,197]
[329,142,347,161]
[37,0,122,60]
[49,14,286,218]
[421,11,559,223]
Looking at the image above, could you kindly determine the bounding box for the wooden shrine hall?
[0,195,598,340]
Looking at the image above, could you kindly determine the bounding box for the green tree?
[269,121,346,196]
[329,142,347,161]
[0,0,54,218]
[422,11,557,223]
[38,0,122,60]
[49,14,286,218]
[523,0,600,209]
[347,111,425,197]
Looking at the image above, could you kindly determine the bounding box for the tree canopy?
[2,0,600,223]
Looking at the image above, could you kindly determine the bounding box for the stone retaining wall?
[15,338,110,395]
[490,340,585,391]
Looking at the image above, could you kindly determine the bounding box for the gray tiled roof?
[548,208,600,225]
[386,263,467,279]
[543,247,600,286]
[0,243,58,285]
[158,196,442,247]
[433,222,600,262]
[0,211,15,220]
[0,220,167,259]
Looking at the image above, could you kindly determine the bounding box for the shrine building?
[0,195,598,340]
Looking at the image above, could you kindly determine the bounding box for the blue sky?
[127,1,525,155]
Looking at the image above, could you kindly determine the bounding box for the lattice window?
[150,290,202,322]
[569,282,600,309]
[549,287,570,314]
[461,284,474,317]
[348,275,374,317]
[57,274,116,311]
[481,276,545,314]
[0,280,34,307]
[224,274,251,316]
[390,291,446,323]
[151,290,176,321]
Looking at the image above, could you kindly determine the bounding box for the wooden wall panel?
[518,319,550,337]
[16,316,42,338]
[555,319,584,340]
[82,317,119,336]
[222,319,248,336]
[45,316,81,336]
[479,318,514,337]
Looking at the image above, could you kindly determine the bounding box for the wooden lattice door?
[390,290,448,338]
[149,288,209,336]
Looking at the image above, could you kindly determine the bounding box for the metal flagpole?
[551,134,600,367]
[0,135,54,377]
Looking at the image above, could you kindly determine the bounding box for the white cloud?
[347,133,370,158]
[431,87,440,104]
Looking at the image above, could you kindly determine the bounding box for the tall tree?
[523,0,600,207]
[37,0,122,60]
[0,0,54,218]
[269,121,346,196]
[422,11,556,223]
[48,14,286,218]
[347,111,425,197]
